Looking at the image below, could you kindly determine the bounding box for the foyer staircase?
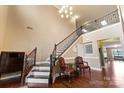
[22,26,83,88]
[22,9,119,88]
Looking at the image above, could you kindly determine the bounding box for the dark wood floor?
[0,77,22,88]
[50,61,124,88]
[0,61,124,88]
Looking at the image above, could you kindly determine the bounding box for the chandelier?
[58,5,79,19]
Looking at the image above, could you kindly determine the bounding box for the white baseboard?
[91,67,102,71]
[101,66,105,68]
[64,57,75,60]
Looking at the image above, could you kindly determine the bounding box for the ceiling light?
[101,20,107,26]
[64,10,68,14]
[69,6,73,10]
[60,8,64,11]
[82,29,87,33]
[70,12,73,15]
[61,14,64,18]
[66,15,69,18]
[62,6,66,9]
[58,5,77,19]
[59,10,62,14]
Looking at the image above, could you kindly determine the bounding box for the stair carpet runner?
[25,61,50,88]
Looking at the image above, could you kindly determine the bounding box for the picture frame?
[84,42,93,54]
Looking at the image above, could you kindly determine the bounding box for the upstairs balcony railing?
[81,9,119,33]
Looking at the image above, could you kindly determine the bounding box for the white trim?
[35,61,50,65]
[83,57,99,59]
[64,56,99,60]
[101,66,106,68]
[64,57,75,60]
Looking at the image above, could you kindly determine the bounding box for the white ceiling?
[55,5,117,24]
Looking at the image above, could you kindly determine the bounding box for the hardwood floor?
[0,77,22,88]
[0,61,124,88]
[51,61,124,88]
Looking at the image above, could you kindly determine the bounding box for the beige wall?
[63,36,83,63]
[2,6,75,60]
[63,37,83,58]
[0,6,8,51]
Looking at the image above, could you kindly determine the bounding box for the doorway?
[97,37,124,68]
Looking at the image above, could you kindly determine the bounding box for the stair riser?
[36,62,50,65]
[33,67,50,71]
[27,83,49,88]
[31,72,50,76]
[36,62,50,64]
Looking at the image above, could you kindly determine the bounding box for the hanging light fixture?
[58,5,78,20]
[61,14,64,18]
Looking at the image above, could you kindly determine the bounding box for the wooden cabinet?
[0,51,25,81]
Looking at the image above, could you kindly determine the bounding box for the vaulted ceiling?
[55,5,117,25]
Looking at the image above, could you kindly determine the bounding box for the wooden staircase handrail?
[56,26,82,46]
